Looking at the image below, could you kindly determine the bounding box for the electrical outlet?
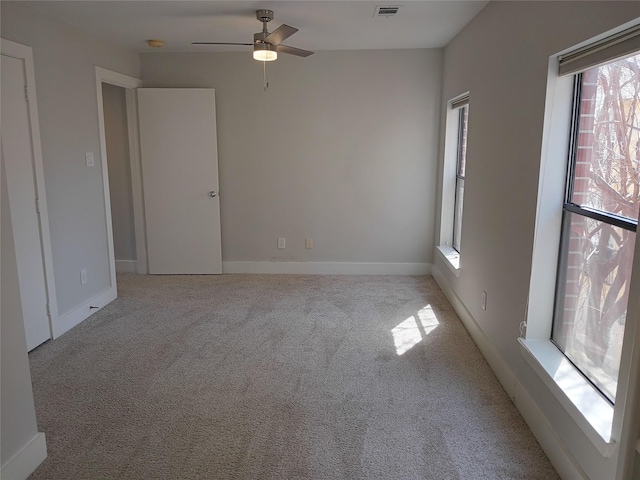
[80,269,87,285]
[305,238,313,249]
[277,237,286,249]
[481,290,487,311]
[85,152,95,167]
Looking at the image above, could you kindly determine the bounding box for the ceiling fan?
[193,9,314,62]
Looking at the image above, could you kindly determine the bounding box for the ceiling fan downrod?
[255,9,273,43]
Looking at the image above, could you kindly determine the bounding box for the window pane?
[571,53,640,221]
[453,105,468,252]
[453,179,464,252]
[457,105,468,177]
[553,212,636,402]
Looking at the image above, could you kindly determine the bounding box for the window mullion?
[564,203,638,232]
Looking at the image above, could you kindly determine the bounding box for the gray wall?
[141,49,442,266]
[1,2,140,315]
[103,83,137,262]
[1,156,40,470]
[434,2,640,479]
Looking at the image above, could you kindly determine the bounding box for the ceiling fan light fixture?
[253,43,277,62]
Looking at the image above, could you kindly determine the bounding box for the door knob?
[209,191,218,198]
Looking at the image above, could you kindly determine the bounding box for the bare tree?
[575,55,640,369]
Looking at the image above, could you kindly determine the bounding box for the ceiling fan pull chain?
[263,60,269,91]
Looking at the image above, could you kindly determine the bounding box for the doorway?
[102,83,138,273]
[95,67,146,278]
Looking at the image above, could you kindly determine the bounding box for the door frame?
[1,38,59,339]
[95,67,147,275]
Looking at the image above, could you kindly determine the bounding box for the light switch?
[85,152,95,167]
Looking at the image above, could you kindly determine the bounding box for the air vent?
[374,5,401,17]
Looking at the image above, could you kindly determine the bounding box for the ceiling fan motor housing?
[254,31,268,44]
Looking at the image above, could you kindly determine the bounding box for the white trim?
[115,260,138,273]
[435,246,460,276]
[519,338,615,454]
[95,67,142,90]
[95,69,118,302]
[0,432,47,480]
[526,62,574,340]
[432,265,516,396]
[95,66,146,295]
[222,261,432,275]
[512,377,590,480]
[1,38,59,341]
[52,287,116,339]
[432,264,586,480]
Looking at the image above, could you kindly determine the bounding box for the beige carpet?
[28,274,558,479]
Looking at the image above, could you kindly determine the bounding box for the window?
[453,104,468,252]
[437,94,469,273]
[523,24,640,453]
[552,53,639,404]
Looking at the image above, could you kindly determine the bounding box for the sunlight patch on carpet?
[392,305,439,355]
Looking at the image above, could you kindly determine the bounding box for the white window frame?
[436,93,469,275]
[522,20,640,475]
[453,104,468,253]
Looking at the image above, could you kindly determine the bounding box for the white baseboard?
[1,432,47,480]
[431,265,516,397]
[512,380,589,480]
[431,264,585,480]
[222,261,431,275]
[115,259,137,273]
[52,286,117,339]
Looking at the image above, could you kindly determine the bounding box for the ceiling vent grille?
[374,6,401,17]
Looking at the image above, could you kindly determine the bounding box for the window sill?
[436,246,460,277]
[519,338,615,457]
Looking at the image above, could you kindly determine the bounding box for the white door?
[1,53,51,349]
[138,88,222,274]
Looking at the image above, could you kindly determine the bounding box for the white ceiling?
[24,1,490,53]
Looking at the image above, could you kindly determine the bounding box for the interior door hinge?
[24,85,29,103]
[35,197,40,213]
[46,303,51,316]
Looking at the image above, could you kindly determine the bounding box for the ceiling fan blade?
[264,24,298,45]
[277,44,314,58]
[192,42,253,46]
